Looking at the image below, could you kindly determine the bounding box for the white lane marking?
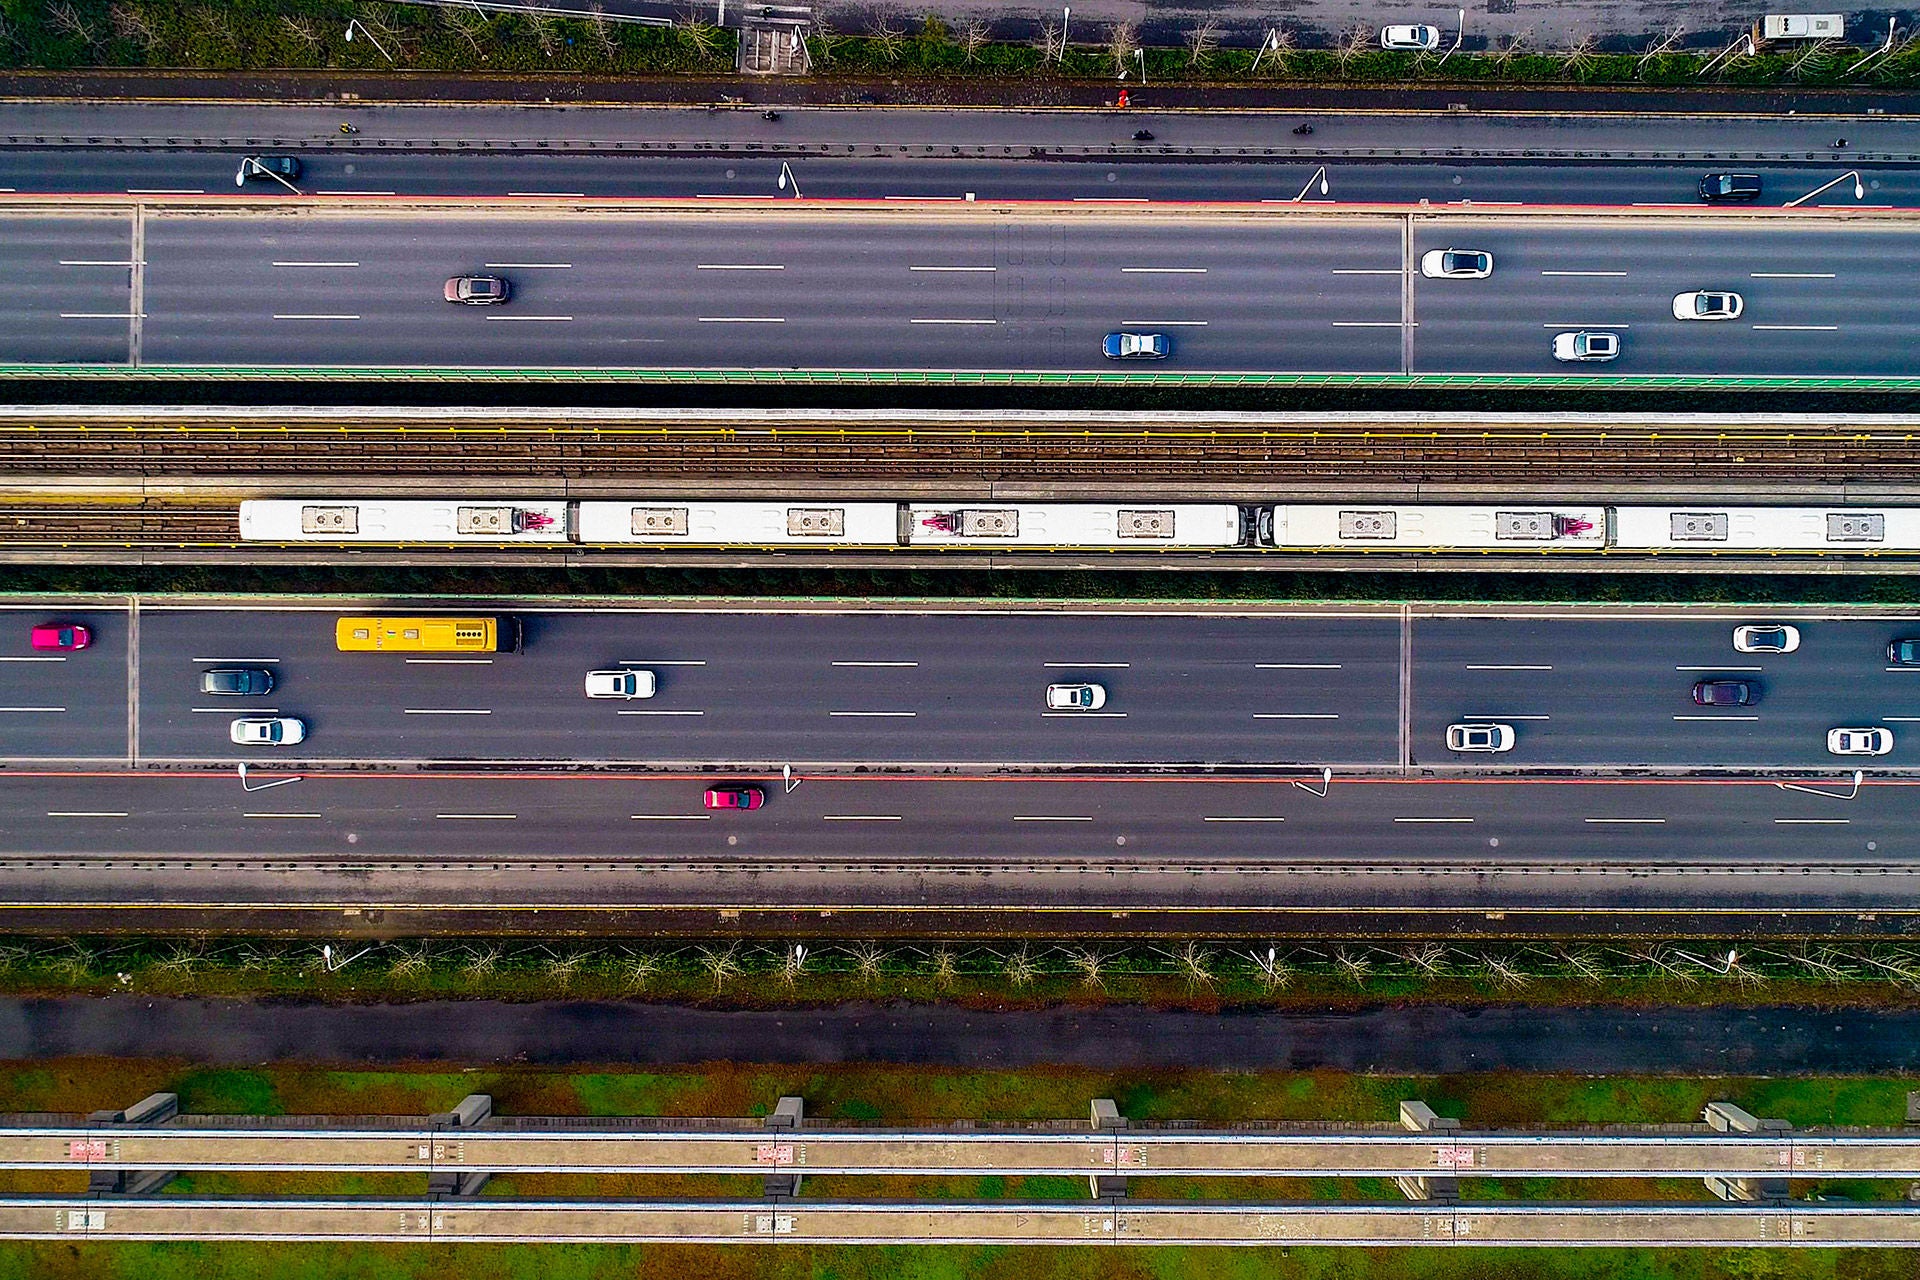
[1072,197,1149,202]
[624,660,704,666]
[0,707,63,713]
[1044,662,1129,668]
[58,260,139,267]
[486,262,571,269]
[192,707,280,714]
[272,261,359,268]
[486,315,574,322]
[0,656,64,662]
[47,811,129,818]
[909,318,997,325]
[244,812,322,819]
[616,709,705,716]
[697,264,785,270]
[194,657,280,663]
[437,813,517,820]
[1203,816,1286,823]
[1121,267,1207,274]
[333,190,396,195]
[1751,272,1835,279]
[1883,716,1920,722]
[273,314,360,321]
[693,194,777,200]
[1585,818,1667,824]
[699,316,785,323]
[829,711,917,717]
[1331,269,1403,275]
[886,195,968,201]
[406,658,493,665]
[1042,711,1127,717]
[1467,664,1553,671]
[507,191,586,197]
[60,313,143,319]
[1013,815,1094,822]
[1257,663,1340,669]
[1253,713,1340,720]
[1673,714,1760,721]
[1540,322,1632,329]
[1630,202,1696,207]
[631,814,710,821]
[822,814,904,822]
[910,265,995,272]
[1677,665,1761,671]
[1752,324,1839,331]
[1775,818,1850,825]
[1465,714,1550,720]
[1394,817,1474,823]
[1540,270,1628,277]
[403,708,491,715]
[833,661,919,667]
[1331,321,1416,328]
[127,188,202,194]
[1884,668,1920,673]
[1120,319,1209,326]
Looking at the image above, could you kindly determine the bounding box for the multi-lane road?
[12,601,1920,769]
[8,208,1913,376]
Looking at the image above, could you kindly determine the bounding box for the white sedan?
[1380,24,1441,49]
[584,668,657,699]
[230,717,306,746]
[1421,249,1493,280]
[1733,624,1800,654]
[1552,331,1620,362]
[1673,290,1743,321]
[1828,726,1893,756]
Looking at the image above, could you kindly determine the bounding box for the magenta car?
[30,623,89,651]
[704,785,766,811]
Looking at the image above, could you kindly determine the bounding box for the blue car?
[1102,332,1170,360]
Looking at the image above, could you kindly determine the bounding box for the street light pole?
[1062,6,1070,50]
[1784,170,1865,207]
[344,18,395,63]
[1137,47,1146,84]
[1438,8,1465,65]
[777,161,802,198]
[1291,166,1330,202]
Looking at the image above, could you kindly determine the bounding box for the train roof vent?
[456,506,523,536]
[1494,511,1563,541]
[300,505,359,535]
[630,507,690,537]
[1827,512,1886,543]
[786,507,846,537]
[957,509,1019,537]
[1669,512,1729,542]
[1338,510,1397,540]
[1116,509,1177,539]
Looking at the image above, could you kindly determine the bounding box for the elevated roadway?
[3,200,1917,386]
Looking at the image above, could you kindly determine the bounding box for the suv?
[1552,331,1620,362]
[1889,638,1920,666]
[201,668,274,696]
[1446,722,1515,753]
[445,275,512,305]
[1699,173,1762,203]
[235,155,302,187]
[1046,683,1108,711]
[584,669,656,699]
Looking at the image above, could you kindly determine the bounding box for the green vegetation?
[1,0,1916,87]
[10,936,1920,1009]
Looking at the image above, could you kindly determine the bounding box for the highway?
[10,602,1920,769]
[5,206,1916,377]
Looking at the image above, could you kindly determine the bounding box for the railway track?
[0,419,1918,483]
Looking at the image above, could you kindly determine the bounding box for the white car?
[1733,624,1801,654]
[1380,24,1441,49]
[584,668,656,699]
[1046,683,1107,711]
[1673,290,1743,321]
[1828,726,1893,756]
[1421,249,1493,280]
[1446,722,1515,753]
[1553,331,1620,362]
[230,717,306,746]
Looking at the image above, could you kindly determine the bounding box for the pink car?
[30,623,89,652]
[704,785,766,812]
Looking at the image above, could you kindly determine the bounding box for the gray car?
[200,668,274,696]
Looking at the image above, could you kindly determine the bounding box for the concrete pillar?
[1701,1103,1790,1203]
[1090,1099,1125,1131]
[1396,1101,1462,1202]
[763,1097,804,1198]
[1088,1100,1128,1199]
[86,1092,179,1196]
[427,1094,494,1199]
[1905,1091,1920,1124]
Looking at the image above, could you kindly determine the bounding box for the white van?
[1761,14,1844,39]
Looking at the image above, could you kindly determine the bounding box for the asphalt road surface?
[6,209,1913,376]
[7,601,1920,769]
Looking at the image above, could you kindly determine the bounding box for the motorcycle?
[1132,129,1155,141]
[762,110,782,122]
[1291,124,1314,136]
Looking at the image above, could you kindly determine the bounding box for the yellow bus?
[334,616,519,653]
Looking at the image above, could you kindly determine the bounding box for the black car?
[200,667,275,696]
[1891,639,1920,666]
[444,275,512,305]
[1699,173,1762,203]
[236,155,302,186]
[1692,679,1757,707]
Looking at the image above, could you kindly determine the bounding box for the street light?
[777,161,802,198]
[1784,170,1865,207]
[345,18,395,63]
[1437,8,1465,65]
[237,762,302,793]
[1062,6,1070,49]
[1292,166,1329,202]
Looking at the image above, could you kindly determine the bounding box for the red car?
[704,785,766,812]
[30,623,89,652]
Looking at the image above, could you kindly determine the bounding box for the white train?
[236,499,1920,556]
